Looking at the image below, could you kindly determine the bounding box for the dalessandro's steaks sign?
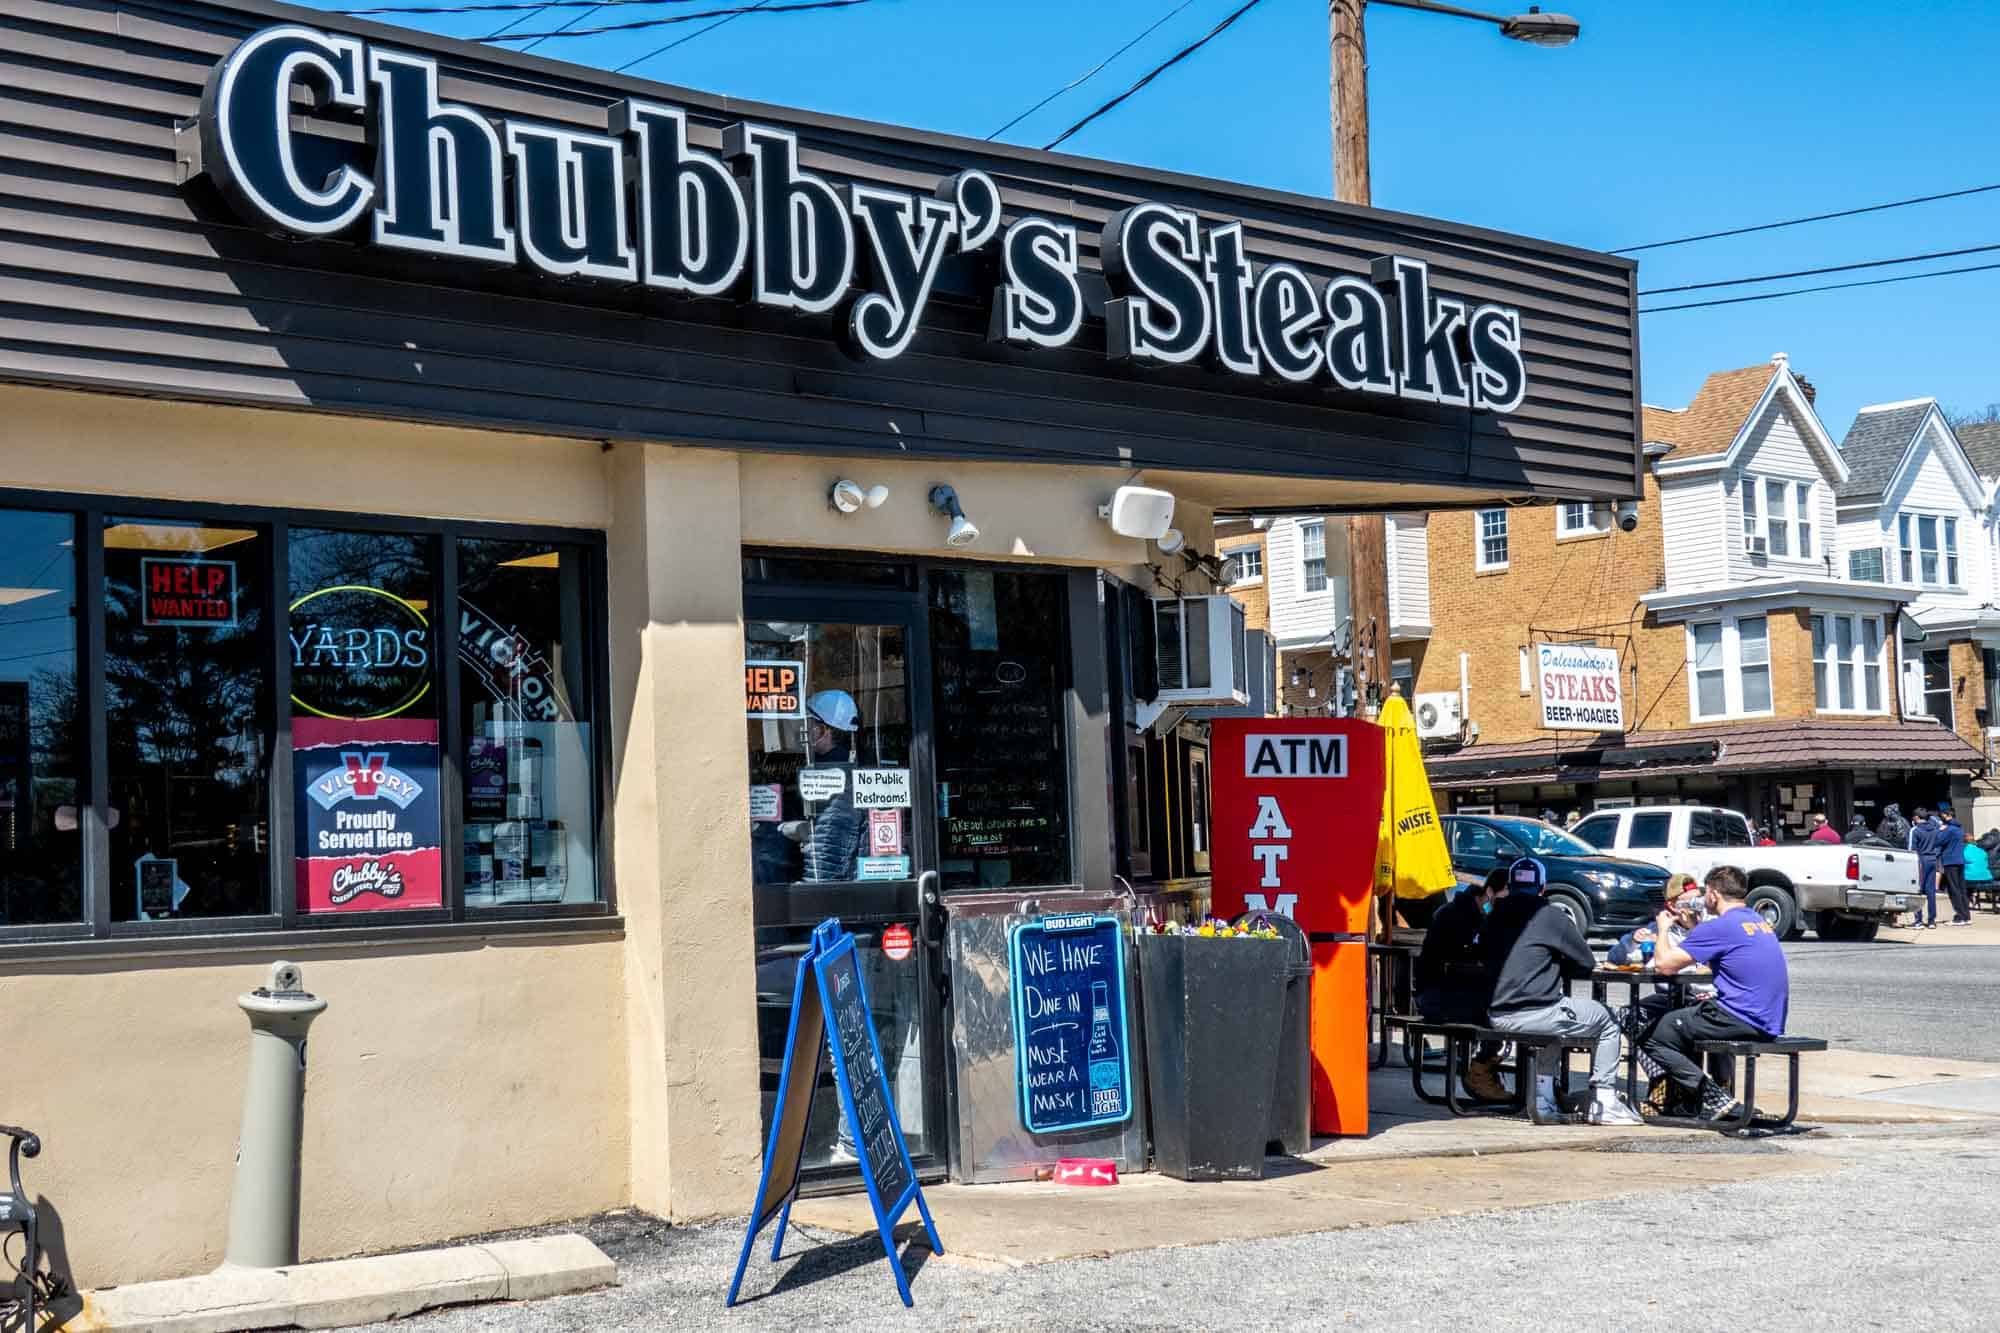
[191,25,1529,413]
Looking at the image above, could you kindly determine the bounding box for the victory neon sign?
[192,24,1529,410]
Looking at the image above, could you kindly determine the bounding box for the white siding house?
[1265,515,1348,652]
[1386,514,1431,638]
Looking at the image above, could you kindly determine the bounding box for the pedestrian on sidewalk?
[1909,806,1942,929]
[1477,856,1645,1126]
[1807,813,1841,844]
[1966,833,1995,912]
[1937,806,1971,925]
[1644,865,1790,1123]
[1414,869,1506,1101]
[1877,802,1911,847]
[1843,815,1873,845]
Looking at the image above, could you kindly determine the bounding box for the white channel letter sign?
[191,25,1530,411]
[1536,643,1624,732]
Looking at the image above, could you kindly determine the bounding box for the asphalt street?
[361,1124,2000,1331]
[1784,939,2000,1061]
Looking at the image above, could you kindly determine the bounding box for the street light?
[1373,0,1581,47]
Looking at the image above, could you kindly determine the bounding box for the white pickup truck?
[1568,805,1922,941]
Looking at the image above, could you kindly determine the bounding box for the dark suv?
[1438,814,1671,936]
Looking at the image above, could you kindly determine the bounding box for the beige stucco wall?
[0,936,626,1288]
[0,387,1226,1280]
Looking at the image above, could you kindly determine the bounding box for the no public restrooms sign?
[1210,719,1385,1136]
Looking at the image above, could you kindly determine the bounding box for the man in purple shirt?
[1642,865,1789,1121]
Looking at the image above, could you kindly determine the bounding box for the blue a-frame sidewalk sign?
[727,918,942,1308]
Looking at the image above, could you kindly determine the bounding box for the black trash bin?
[1138,931,1288,1181]
[1235,913,1312,1156]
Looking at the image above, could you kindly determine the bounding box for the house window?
[1741,482,1758,547]
[1737,615,1771,713]
[1476,509,1509,571]
[1919,516,1940,584]
[1765,480,1790,557]
[1899,514,1915,582]
[1946,518,1960,585]
[1226,546,1262,585]
[1812,613,1888,715]
[1691,622,1726,719]
[1299,521,1327,593]
[1848,548,1885,582]
[1985,649,2000,727]
[1558,502,1604,537]
[1689,616,1776,720]
[1923,648,1953,727]
[1796,482,1814,558]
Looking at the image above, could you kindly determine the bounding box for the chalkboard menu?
[730,919,941,1309]
[821,942,914,1211]
[1008,913,1133,1134]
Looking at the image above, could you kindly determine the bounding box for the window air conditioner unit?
[1744,534,1768,556]
[1413,691,1463,739]
[1151,595,1249,706]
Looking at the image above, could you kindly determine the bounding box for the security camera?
[1615,499,1640,533]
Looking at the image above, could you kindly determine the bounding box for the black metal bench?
[1,1124,42,1332]
[1403,1021,1593,1125]
[1647,1035,1828,1133]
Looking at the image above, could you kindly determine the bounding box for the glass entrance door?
[743,591,945,1183]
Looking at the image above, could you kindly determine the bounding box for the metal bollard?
[222,961,327,1269]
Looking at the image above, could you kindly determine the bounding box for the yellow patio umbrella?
[1374,692,1456,910]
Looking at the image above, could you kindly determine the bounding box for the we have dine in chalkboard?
[1008,913,1133,1134]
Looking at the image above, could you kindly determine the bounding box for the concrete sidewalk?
[788,1045,2000,1268]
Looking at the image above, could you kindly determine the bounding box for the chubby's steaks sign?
[189,25,1528,413]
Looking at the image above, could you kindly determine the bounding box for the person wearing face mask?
[1609,874,1714,1113]
[792,690,865,883]
[1414,868,1507,1100]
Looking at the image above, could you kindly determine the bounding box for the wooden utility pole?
[1330,0,1394,718]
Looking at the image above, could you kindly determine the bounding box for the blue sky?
[319,0,2000,438]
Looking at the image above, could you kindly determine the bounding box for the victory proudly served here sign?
[1536,643,1624,731]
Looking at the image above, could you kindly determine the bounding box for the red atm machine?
[1209,718,1386,1136]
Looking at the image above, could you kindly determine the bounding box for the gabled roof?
[1641,363,1778,459]
[1959,421,2000,481]
[1835,399,1936,500]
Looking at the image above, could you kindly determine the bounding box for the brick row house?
[1261,353,1991,835]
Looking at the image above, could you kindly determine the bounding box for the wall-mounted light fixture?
[829,480,890,513]
[1154,527,1186,556]
[928,485,980,548]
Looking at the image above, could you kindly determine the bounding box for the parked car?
[1567,805,1920,941]
[1436,814,1672,935]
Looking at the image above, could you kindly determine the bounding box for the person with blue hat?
[1478,855,1643,1125]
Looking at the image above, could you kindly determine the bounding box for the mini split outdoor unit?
[1413,691,1463,739]
[1150,595,1250,706]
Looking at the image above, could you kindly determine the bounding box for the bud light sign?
[294,716,443,912]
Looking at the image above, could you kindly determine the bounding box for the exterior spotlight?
[929,484,980,548]
[830,480,891,513]
[1154,527,1186,556]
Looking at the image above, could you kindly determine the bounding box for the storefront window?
[289,529,442,915]
[930,570,1071,889]
[746,620,912,886]
[106,517,271,922]
[458,538,602,906]
[0,511,81,926]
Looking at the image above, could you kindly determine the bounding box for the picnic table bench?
[1402,1021,1593,1125]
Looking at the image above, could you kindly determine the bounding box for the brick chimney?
[1796,375,1817,404]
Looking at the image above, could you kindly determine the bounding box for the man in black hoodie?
[1479,857,1643,1125]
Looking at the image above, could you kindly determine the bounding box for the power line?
[346,0,763,13]
[1638,240,2000,296]
[988,0,1202,141]
[1640,258,2000,315]
[474,0,867,42]
[617,0,771,71]
[1043,0,1269,151]
[1612,182,2000,254]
